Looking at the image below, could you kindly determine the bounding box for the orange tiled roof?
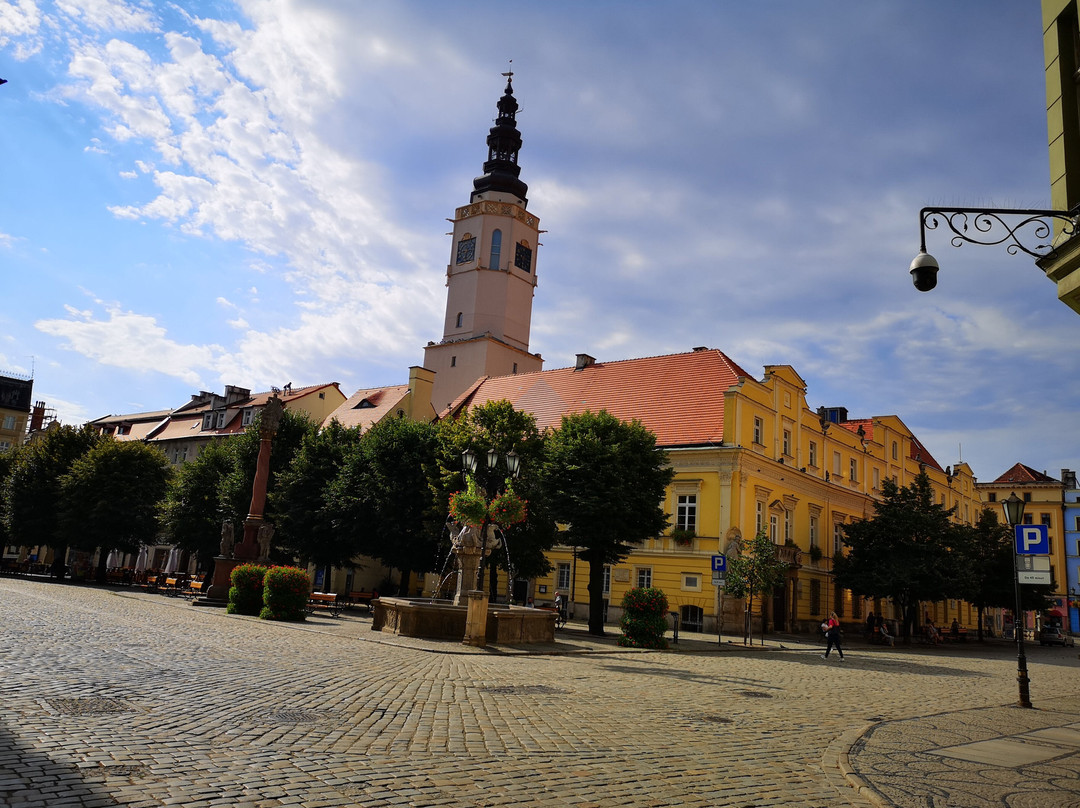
[324,385,410,430]
[456,349,752,446]
[992,463,1059,484]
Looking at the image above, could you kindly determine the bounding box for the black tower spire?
[471,73,528,204]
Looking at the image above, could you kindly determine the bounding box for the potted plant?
[488,482,527,526]
[671,528,695,546]
[808,544,823,563]
[449,476,488,526]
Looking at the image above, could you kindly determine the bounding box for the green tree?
[954,508,1055,639]
[834,471,961,641]
[60,438,173,581]
[543,410,674,635]
[160,438,236,570]
[3,424,103,576]
[723,529,790,645]
[272,419,363,574]
[333,416,441,596]
[436,400,555,598]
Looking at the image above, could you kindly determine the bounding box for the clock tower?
[424,74,543,412]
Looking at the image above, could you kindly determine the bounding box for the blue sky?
[1,0,1076,482]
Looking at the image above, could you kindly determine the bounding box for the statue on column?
[257,522,275,563]
[219,520,235,558]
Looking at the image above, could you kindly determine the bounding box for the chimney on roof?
[693,346,708,352]
[575,353,595,371]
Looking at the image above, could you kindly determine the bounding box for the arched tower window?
[455,312,463,328]
[489,229,502,269]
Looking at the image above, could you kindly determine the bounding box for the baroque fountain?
[371,450,555,646]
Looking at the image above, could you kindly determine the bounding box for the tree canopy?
[543,410,674,635]
[833,471,961,639]
[160,438,236,565]
[723,529,790,645]
[60,439,173,574]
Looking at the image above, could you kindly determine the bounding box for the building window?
[769,514,778,543]
[833,522,844,556]
[1023,492,1032,502]
[892,441,898,460]
[1022,514,1033,525]
[809,440,817,468]
[489,229,502,269]
[1,415,15,430]
[202,413,214,430]
[756,501,764,535]
[988,492,997,502]
[216,411,227,429]
[784,510,791,543]
[783,429,791,456]
[833,452,842,476]
[603,565,611,595]
[1041,513,1052,527]
[834,582,845,617]
[872,467,880,490]
[682,573,701,591]
[676,494,697,532]
[810,579,821,614]
[455,312,463,328]
[556,563,570,591]
[681,605,704,632]
[456,235,476,264]
[849,458,858,482]
[1075,516,1080,531]
[514,241,532,272]
[0,440,10,452]
[636,567,652,589]
[753,417,763,445]
[450,356,456,367]
[242,408,254,427]
[809,515,819,548]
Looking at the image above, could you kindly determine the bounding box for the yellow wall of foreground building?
[534,365,987,635]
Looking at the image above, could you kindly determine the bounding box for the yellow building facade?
[521,360,985,635]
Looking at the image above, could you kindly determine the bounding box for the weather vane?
[502,59,513,79]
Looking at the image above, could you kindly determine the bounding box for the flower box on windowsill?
[671,529,696,547]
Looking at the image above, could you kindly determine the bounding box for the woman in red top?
[822,611,845,660]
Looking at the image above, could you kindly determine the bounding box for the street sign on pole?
[1017,571,1052,585]
[711,554,726,573]
[712,573,725,587]
[1014,524,1050,555]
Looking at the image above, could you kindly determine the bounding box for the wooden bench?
[346,591,378,612]
[942,628,968,643]
[163,576,185,596]
[307,592,342,617]
[186,580,206,598]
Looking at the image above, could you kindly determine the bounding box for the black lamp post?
[1001,491,1032,709]
[909,206,1080,292]
[460,447,521,592]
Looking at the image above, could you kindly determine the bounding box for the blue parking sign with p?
[1014,524,1049,555]
[711,554,726,572]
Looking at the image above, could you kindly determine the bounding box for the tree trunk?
[586,559,606,636]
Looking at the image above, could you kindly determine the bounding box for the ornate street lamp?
[909,207,1080,291]
[1001,491,1032,709]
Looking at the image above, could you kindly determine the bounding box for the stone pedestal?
[462,590,489,647]
[198,555,241,607]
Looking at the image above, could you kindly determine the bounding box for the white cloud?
[35,304,221,387]
[55,0,157,33]
[0,0,42,57]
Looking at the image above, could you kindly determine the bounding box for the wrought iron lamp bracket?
[919,206,1080,259]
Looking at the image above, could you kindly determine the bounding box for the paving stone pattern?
[1,579,1078,807]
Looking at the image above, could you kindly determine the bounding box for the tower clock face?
[456,237,476,264]
[514,243,533,273]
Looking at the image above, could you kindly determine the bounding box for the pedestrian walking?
[822,611,845,660]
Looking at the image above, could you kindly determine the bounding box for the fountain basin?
[372,597,556,644]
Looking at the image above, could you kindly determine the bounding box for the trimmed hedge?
[618,586,669,649]
[227,563,268,616]
[259,565,310,621]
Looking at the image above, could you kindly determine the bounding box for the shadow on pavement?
[0,718,119,807]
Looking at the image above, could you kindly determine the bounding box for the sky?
[0,0,1076,483]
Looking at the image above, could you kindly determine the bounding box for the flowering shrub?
[259,565,310,621]
[449,476,488,526]
[488,482,527,526]
[227,563,268,616]
[618,587,669,649]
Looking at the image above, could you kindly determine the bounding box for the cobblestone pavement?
[1,578,1078,807]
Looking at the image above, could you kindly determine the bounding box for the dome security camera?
[909,251,939,292]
